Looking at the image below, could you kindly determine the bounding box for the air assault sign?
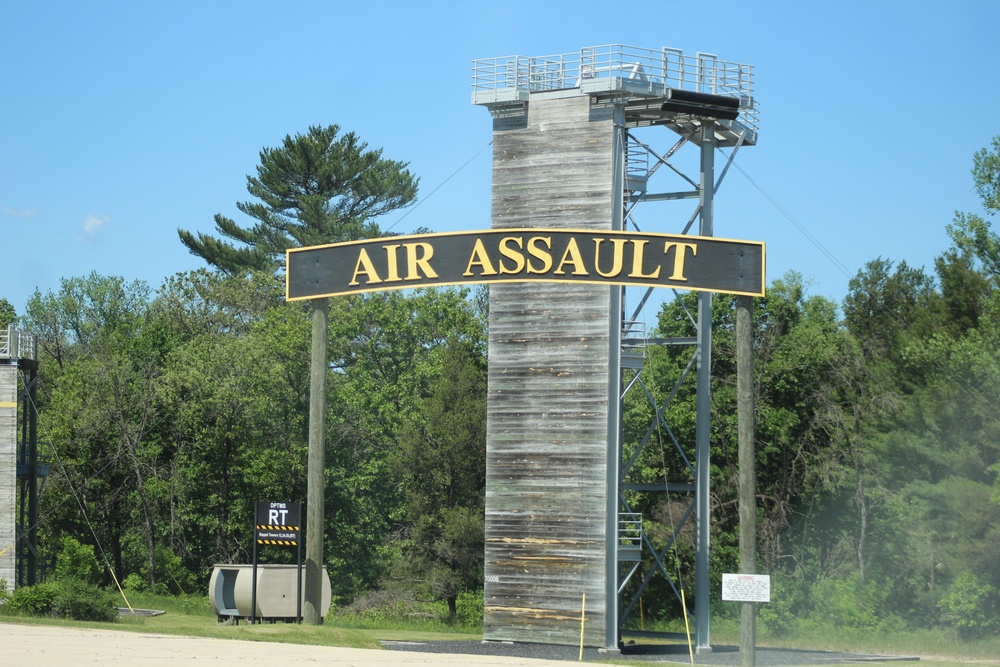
[286,228,765,300]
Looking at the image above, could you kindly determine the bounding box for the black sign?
[286,228,765,300]
[254,501,301,547]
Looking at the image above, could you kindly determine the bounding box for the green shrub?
[52,579,119,623]
[940,572,1000,638]
[120,542,197,596]
[1,580,118,622]
[0,579,10,606]
[4,582,59,616]
[122,572,146,593]
[151,547,197,596]
[757,576,804,637]
[808,574,875,629]
[454,589,483,628]
[55,536,102,585]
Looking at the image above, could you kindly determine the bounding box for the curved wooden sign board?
[286,228,765,301]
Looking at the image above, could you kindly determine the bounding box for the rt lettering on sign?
[268,506,289,525]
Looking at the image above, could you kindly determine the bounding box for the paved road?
[1,623,592,667]
[3,622,922,666]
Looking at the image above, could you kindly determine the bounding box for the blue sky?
[2,0,998,320]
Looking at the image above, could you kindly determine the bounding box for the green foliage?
[806,574,901,632]
[454,589,484,629]
[940,572,1000,638]
[843,257,940,363]
[390,332,487,617]
[0,297,15,329]
[56,536,103,584]
[3,582,59,616]
[756,575,802,637]
[178,124,418,274]
[947,136,1000,280]
[51,579,120,622]
[334,586,482,631]
[972,135,1000,214]
[122,542,198,596]
[122,573,146,593]
[3,580,119,622]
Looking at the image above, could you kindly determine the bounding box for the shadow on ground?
[382,639,920,665]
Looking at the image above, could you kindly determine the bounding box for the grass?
[1,592,382,650]
[635,616,1000,666]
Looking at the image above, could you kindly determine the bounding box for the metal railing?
[0,325,37,360]
[618,511,643,550]
[622,320,646,349]
[472,44,757,132]
[626,135,649,183]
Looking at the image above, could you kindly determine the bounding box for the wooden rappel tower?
[1,325,42,591]
[472,44,758,652]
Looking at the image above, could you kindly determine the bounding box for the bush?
[52,579,119,623]
[120,541,197,596]
[454,589,483,628]
[1,580,118,622]
[55,536,102,585]
[3,582,59,616]
[757,576,804,637]
[807,574,879,630]
[940,572,1000,638]
[122,573,146,593]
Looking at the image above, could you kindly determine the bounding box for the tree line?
[3,128,998,636]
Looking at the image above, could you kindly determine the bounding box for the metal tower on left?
[1,325,40,590]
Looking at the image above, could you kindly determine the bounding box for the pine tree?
[178,124,418,274]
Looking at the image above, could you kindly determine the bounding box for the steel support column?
[694,128,717,652]
[604,108,627,652]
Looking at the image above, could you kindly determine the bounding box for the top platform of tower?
[472,44,758,147]
[0,326,36,362]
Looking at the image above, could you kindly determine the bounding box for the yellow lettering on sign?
[554,238,588,275]
[526,236,553,274]
[628,240,661,279]
[463,239,498,276]
[664,242,698,281]
[349,248,382,286]
[498,236,526,275]
[383,244,402,282]
[593,238,627,278]
[403,243,438,280]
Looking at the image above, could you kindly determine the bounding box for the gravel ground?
[382,639,920,665]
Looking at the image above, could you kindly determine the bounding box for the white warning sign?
[721,573,771,602]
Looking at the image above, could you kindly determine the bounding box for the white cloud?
[3,208,41,218]
[81,213,110,240]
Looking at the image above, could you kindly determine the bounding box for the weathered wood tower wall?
[483,95,621,647]
[0,356,18,588]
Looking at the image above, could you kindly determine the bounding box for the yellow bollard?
[579,593,586,661]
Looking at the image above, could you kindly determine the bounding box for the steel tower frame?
[612,122,752,652]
